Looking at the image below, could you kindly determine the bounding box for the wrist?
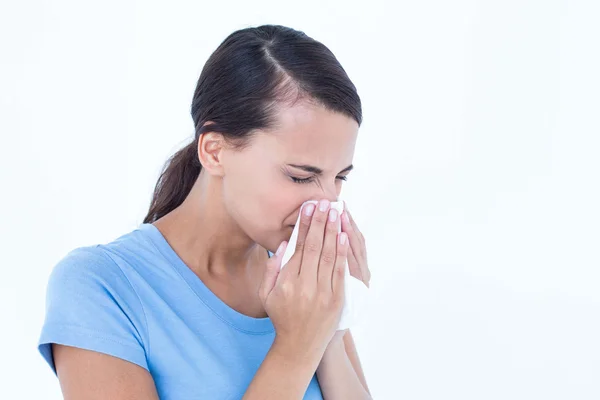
[272,334,325,371]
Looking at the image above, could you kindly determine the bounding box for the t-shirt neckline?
[138,222,275,335]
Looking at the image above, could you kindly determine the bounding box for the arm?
[242,336,324,399]
[53,344,159,400]
[316,330,372,400]
[53,332,329,400]
[343,330,371,394]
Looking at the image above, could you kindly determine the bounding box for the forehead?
[259,102,359,168]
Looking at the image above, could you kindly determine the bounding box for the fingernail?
[339,232,347,245]
[319,199,329,212]
[329,208,338,222]
[304,203,315,216]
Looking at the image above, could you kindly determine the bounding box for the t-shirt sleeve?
[38,246,149,375]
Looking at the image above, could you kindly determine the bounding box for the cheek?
[243,192,297,252]
[254,178,297,225]
[254,190,302,251]
[223,165,289,231]
[245,179,306,245]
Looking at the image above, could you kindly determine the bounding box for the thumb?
[259,241,287,301]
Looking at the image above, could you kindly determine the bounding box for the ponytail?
[143,140,201,223]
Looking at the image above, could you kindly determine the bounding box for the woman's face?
[221,101,359,253]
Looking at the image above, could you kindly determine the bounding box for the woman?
[38,24,372,399]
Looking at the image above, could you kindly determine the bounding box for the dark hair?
[143,25,362,224]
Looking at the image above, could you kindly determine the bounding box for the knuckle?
[280,280,295,296]
[312,212,327,224]
[305,240,321,254]
[320,251,336,265]
[294,241,305,253]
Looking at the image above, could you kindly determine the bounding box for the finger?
[344,203,365,244]
[347,244,363,282]
[300,199,330,281]
[259,241,287,301]
[292,202,317,275]
[341,206,370,287]
[346,208,365,245]
[346,209,370,287]
[318,207,340,292]
[349,242,370,287]
[341,209,364,261]
[332,232,349,295]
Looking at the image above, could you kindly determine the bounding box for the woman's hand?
[258,199,349,360]
[341,201,371,288]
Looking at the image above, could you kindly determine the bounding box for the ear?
[197,128,228,177]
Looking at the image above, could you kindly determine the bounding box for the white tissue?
[279,200,369,330]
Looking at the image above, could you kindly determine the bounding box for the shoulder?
[51,245,121,276]
[39,245,150,374]
[46,245,137,298]
[43,243,147,327]
[48,222,157,293]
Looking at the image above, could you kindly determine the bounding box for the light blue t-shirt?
[38,223,323,399]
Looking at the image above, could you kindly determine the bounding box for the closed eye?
[291,176,348,184]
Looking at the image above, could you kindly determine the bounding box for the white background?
[2,0,599,398]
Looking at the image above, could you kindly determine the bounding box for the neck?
[152,171,264,281]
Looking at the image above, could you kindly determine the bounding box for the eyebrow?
[287,163,354,175]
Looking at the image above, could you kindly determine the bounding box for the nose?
[324,181,341,203]
[310,184,339,204]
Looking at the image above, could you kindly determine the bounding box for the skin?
[53,100,372,399]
